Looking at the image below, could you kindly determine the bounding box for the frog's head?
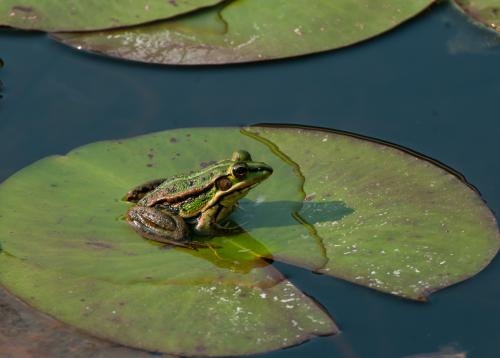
[227,150,273,188]
[206,150,272,209]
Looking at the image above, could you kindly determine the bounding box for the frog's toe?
[213,221,245,235]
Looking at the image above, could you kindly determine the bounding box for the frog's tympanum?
[124,150,273,247]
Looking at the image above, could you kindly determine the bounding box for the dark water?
[1,2,499,357]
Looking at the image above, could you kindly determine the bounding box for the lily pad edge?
[0,0,226,32]
[452,0,500,33]
[49,1,439,66]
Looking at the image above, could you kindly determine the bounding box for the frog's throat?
[198,179,262,214]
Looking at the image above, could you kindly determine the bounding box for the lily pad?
[52,0,435,65]
[244,126,499,300]
[453,0,500,32]
[1,257,335,356]
[0,128,337,356]
[0,0,224,32]
[0,125,498,355]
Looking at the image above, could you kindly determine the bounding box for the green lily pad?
[453,0,500,32]
[0,128,337,356]
[52,0,435,65]
[245,126,499,300]
[0,125,498,355]
[0,0,224,32]
[1,257,335,356]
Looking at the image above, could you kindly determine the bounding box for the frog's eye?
[216,177,233,191]
[232,163,248,178]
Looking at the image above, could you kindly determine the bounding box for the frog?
[124,150,273,248]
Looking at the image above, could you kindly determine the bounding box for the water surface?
[0,2,499,357]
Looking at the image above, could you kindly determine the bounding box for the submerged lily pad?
[0,0,224,32]
[453,0,500,32]
[53,0,435,65]
[0,125,498,355]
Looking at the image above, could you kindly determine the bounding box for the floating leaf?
[244,126,499,300]
[52,0,435,65]
[453,0,500,32]
[0,0,224,32]
[1,257,335,356]
[0,128,337,356]
[0,285,175,357]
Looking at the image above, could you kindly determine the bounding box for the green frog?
[124,150,273,247]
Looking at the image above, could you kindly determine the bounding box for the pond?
[0,2,499,357]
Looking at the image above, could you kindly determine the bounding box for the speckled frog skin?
[124,150,273,247]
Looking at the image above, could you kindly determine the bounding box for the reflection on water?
[403,344,466,358]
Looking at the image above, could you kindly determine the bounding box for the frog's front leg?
[194,205,243,236]
[127,206,189,244]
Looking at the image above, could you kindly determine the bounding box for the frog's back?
[139,160,230,206]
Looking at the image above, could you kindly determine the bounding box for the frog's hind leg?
[127,206,189,245]
[123,178,166,203]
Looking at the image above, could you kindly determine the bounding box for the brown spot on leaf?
[85,241,113,249]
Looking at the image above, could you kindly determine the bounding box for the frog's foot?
[194,220,245,236]
[217,220,245,233]
[127,206,189,245]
